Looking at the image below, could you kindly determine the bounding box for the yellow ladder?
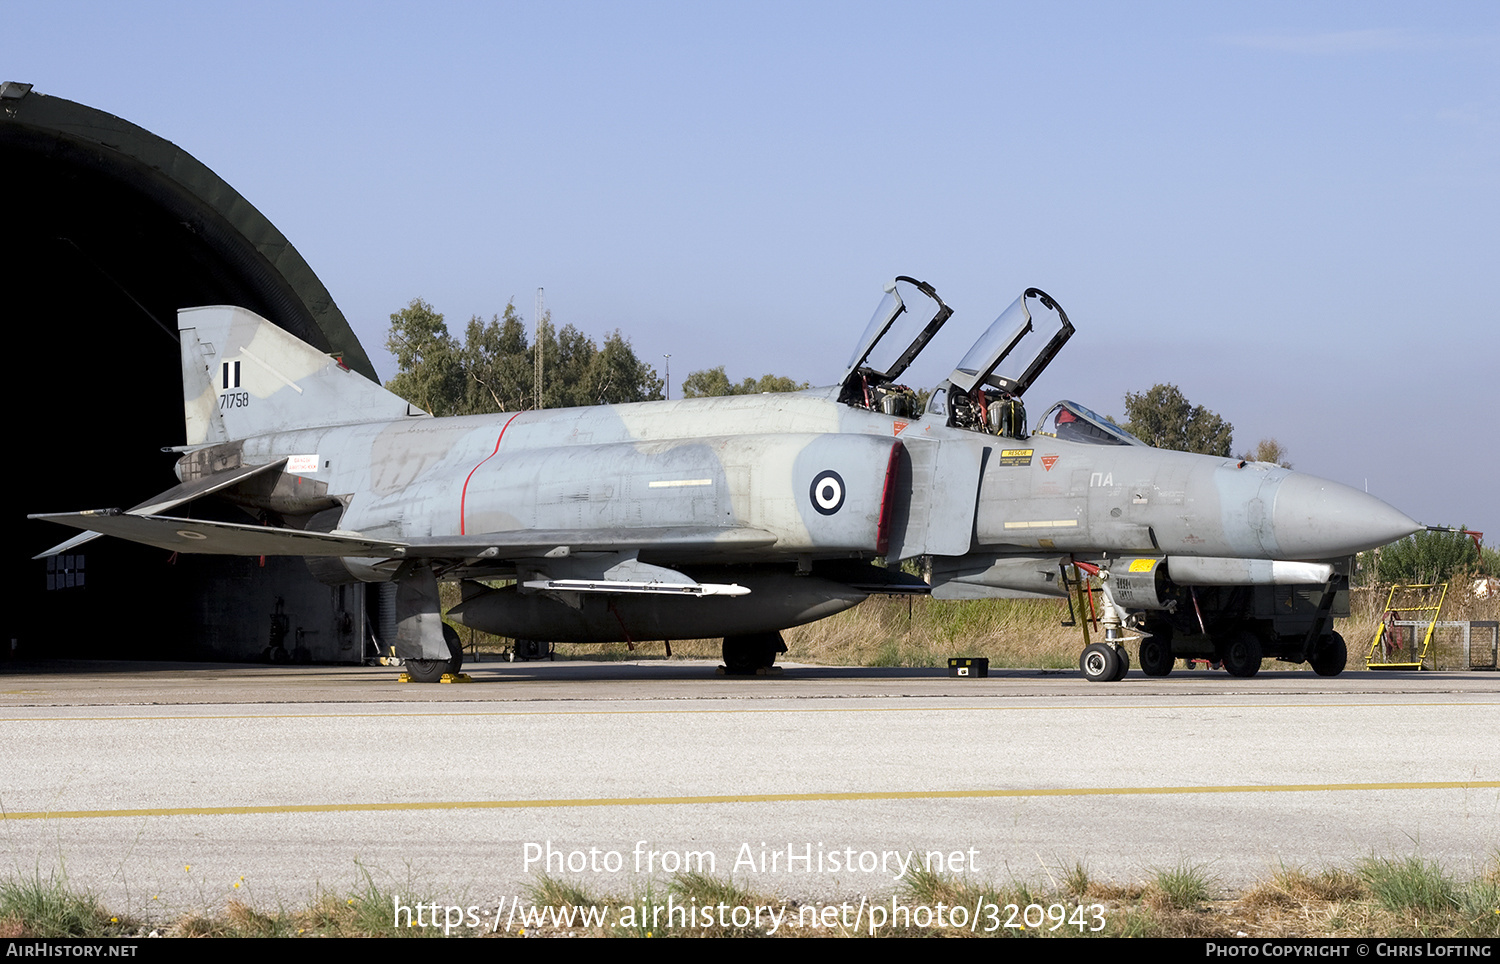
[1366,583,1448,670]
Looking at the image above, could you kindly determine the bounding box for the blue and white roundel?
[810,470,845,515]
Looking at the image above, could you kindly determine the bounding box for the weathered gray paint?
[31,292,1421,672]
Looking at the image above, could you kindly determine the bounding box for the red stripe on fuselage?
[459,412,524,535]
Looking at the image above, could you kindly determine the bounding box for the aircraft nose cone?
[1271,472,1420,558]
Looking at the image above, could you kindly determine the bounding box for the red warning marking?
[893,421,908,436]
[1040,455,1059,471]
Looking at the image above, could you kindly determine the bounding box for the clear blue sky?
[8,1,1497,540]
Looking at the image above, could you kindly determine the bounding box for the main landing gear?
[722,632,786,675]
[405,624,464,683]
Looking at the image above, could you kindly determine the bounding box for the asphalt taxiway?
[2,659,1495,921]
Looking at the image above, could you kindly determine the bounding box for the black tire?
[1113,646,1131,680]
[404,657,447,683]
[1080,642,1121,683]
[722,632,783,674]
[1309,631,1348,677]
[1220,629,1263,678]
[1139,635,1174,677]
[406,624,463,682]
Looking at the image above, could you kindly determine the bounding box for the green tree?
[1123,383,1234,456]
[1236,437,1292,468]
[385,298,663,415]
[458,303,532,413]
[585,330,665,404]
[1374,528,1482,585]
[384,298,462,416]
[680,366,810,398]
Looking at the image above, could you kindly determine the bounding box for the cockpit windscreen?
[1033,400,1145,446]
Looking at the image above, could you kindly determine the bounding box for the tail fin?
[179,305,426,444]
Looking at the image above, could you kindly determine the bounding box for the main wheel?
[1139,635,1174,677]
[722,632,784,674]
[405,624,464,683]
[1112,645,1131,680]
[1309,631,1348,677]
[1080,642,1122,683]
[1220,629,1263,678]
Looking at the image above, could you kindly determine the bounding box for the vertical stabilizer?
[179,306,426,444]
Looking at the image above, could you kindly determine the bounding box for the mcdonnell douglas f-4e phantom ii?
[32,277,1420,681]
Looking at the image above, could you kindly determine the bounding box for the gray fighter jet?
[32,278,1419,680]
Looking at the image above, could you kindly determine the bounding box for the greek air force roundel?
[810,470,845,515]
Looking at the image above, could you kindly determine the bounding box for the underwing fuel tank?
[449,570,868,642]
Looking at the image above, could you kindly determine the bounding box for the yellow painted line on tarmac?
[5,780,1496,821]
[3,701,1494,724]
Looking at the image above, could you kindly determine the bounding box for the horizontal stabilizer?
[29,510,410,557]
[32,460,290,559]
[127,459,289,515]
[34,529,103,560]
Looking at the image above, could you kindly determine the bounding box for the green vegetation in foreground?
[0,872,130,938]
[5,856,1496,938]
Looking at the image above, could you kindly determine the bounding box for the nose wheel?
[1080,642,1130,682]
[1071,561,1133,682]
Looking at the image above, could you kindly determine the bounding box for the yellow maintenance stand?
[1366,583,1448,670]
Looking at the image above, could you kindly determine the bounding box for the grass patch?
[1147,862,1213,911]
[0,871,126,938]
[528,874,603,910]
[174,900,289,938]
[1358,857,1458,917]
[1060,861,1091,899]
[6,856,1496,937]
[1244,865,1366,910]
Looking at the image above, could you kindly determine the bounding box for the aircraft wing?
[28,509,778,560]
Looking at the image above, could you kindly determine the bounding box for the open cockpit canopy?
[837,280,1087,440]
[924,287,1076,438]
[838,276,952,416]
[948,288,1073,395]
[840,276,952,386]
